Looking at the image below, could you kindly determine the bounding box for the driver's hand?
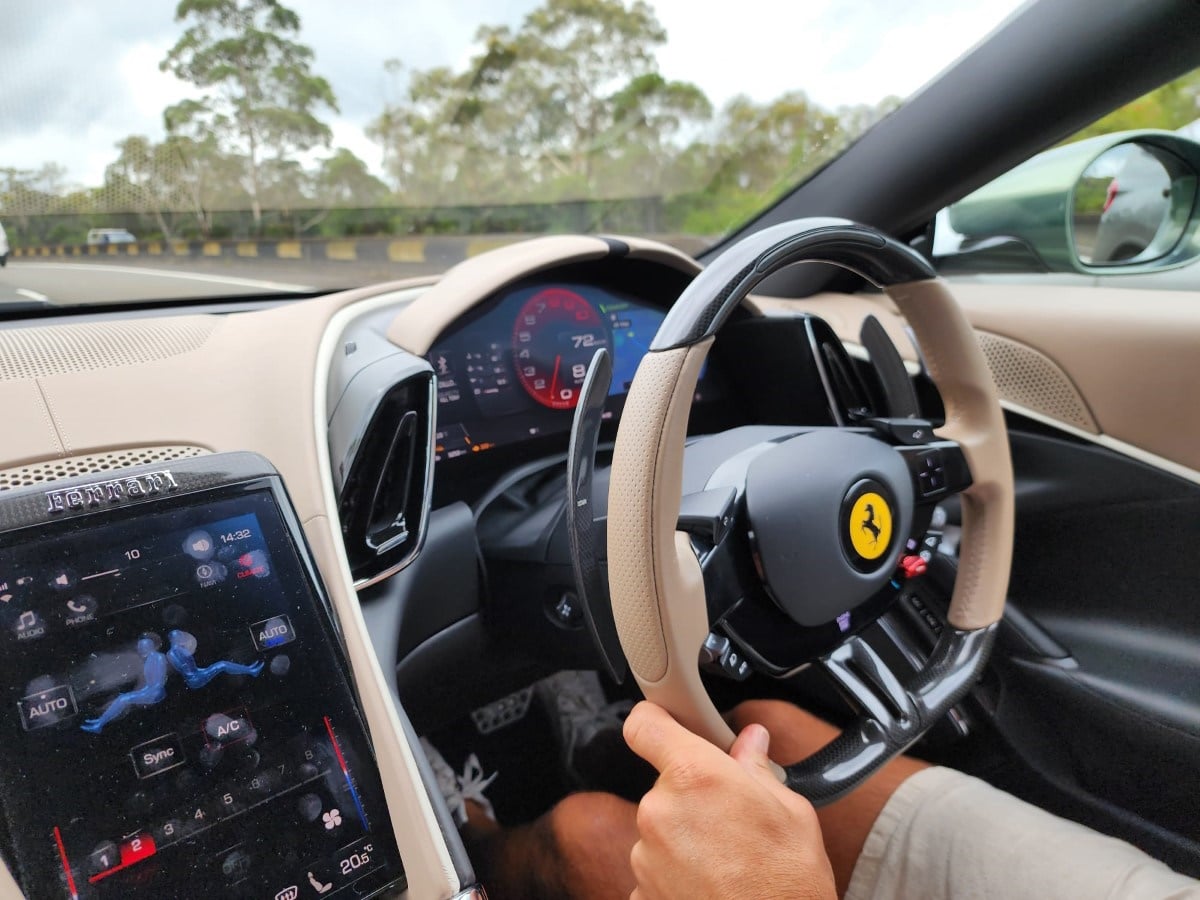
[623,701,837,900]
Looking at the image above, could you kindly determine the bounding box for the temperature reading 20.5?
[512,287,610,410]
[341,843,373,875]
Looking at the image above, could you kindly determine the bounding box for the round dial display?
[512,288,611,409]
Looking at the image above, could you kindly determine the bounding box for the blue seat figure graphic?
[80,630,263,734]
[80,634,170,734]
[166,629,264,688]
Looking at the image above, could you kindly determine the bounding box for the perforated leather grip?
[608,339,735,750]
[888,279,1013,629]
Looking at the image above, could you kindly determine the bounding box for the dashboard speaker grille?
[0,318,217,381]
[0,446,209,491]
[976,331,1098,433]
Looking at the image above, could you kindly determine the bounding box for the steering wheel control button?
[915,450,946,497]
[18,682,77,731]
[130,732,187,779]
[907,593,944,636]
[899,555,928,579]
[745,431,914,628]
[865,417,936,445]
[699,633,751,681]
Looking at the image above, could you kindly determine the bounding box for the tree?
[271,148,392,236]
[166,133,249,236]
[315,148,390,208]
[1067,68,1200,143]
[0,164,83,244]
[160,0,338,230]
[367,0,713,207]
[105,136,185,239]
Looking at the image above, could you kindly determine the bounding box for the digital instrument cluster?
[427,281,717,462]
[0,458,405,899]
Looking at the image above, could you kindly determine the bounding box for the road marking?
[14,288,49,302]
[14,263,313,293]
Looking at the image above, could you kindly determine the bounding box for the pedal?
[469,687,534,735]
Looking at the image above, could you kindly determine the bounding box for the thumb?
[729,723,785,788]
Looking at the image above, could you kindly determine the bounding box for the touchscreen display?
[0,486,404,899]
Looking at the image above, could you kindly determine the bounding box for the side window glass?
[933,68,1200,285]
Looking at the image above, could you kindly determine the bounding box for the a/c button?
[130,733,187,779]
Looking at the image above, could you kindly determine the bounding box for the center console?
[0,454,406,899]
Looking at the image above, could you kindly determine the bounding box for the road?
[0,256,447,307]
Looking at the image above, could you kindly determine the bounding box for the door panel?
[782,282,1200,874]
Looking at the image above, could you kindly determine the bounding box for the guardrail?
[10,233,711,265]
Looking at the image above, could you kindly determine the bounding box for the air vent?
[336,373,434,586]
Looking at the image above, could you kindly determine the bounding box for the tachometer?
[512,288,611,409]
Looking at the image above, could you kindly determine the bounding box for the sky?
[0,0,1026,188]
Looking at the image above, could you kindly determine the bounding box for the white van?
[86,228,137,246]
[0,220,8,266]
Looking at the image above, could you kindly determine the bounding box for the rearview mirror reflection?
[1073,143,1194,266]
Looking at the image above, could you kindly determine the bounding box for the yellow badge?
[848,492,892,560]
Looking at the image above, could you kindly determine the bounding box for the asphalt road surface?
[0,256,447,307]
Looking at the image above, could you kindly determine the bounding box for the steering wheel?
[606,218,1014,804]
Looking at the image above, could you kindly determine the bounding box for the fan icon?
[322,809,342,830]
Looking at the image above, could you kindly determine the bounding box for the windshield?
[0,0,1020,304]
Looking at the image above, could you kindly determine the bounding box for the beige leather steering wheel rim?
[606,219,1014,800]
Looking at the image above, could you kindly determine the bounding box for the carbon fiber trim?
[567,347,628,683]
[784,624,997,806]
[650,219,935,351]
[0,451,278,534]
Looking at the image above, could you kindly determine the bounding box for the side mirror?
[941,132,1200,274]
[1072,144,1195,265]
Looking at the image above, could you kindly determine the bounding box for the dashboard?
[425,275,724,466]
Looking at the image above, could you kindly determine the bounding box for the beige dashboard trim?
[312,286,460,898]
[387,235,613,355]
[386,233,711,356]
[999,399,1200,487]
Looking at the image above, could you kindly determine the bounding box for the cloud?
[651,0,1023,110]
[0,0,1023,188]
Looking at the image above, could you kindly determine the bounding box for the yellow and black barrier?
[9,233,709,264]
[11,235,508,265]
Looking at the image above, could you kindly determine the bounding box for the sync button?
[131,733,187,779]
